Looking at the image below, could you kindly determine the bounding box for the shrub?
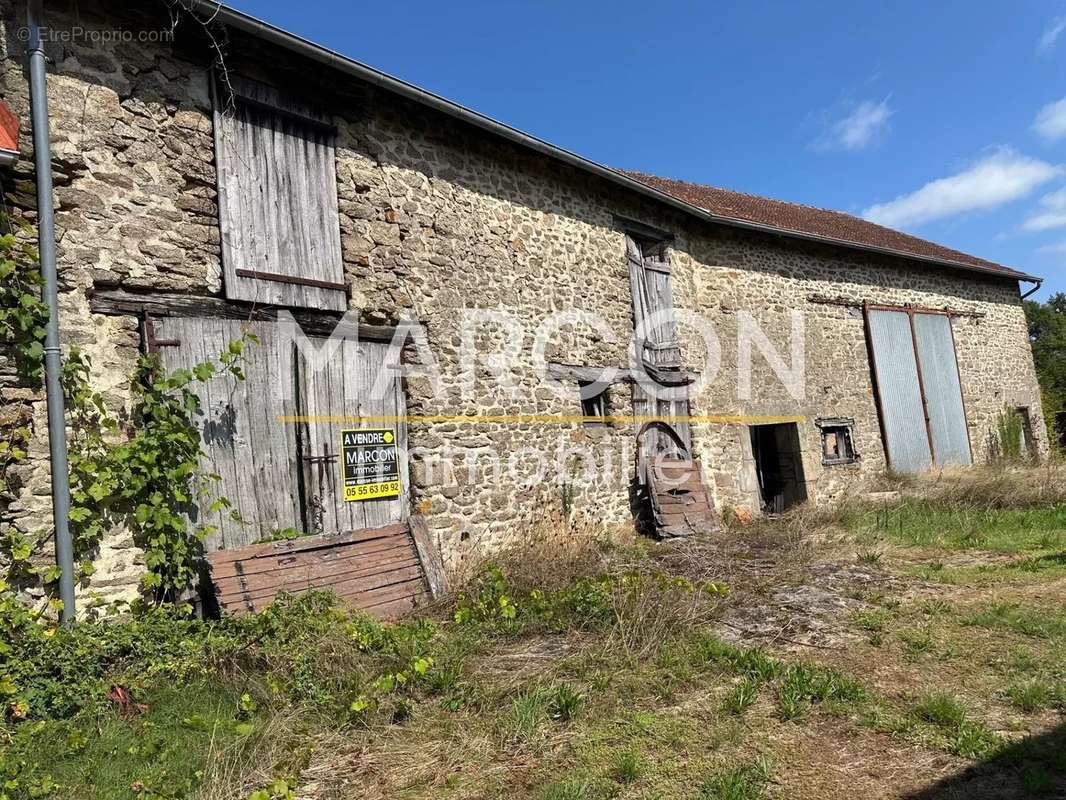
[699,760,771,800]
[548,683,585,722]
[721,678,759,716]
[611,750,643,784]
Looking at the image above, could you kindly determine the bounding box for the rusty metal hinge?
[143,310,180,353]
[301,452,338,465]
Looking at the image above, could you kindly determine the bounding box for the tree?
[1024,293,1066,447]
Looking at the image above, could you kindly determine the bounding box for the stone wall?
[0,0,1045,606]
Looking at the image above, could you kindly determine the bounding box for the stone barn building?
[0,0,1047,612]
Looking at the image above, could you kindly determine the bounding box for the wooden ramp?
[647,458,721,538]
[206,516,447,618]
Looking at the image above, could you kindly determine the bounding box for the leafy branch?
[61,335,256,604]
[0,225,48,383]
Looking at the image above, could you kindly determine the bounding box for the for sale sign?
[340,428,400,502]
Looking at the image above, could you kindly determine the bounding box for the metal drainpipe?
[27,0,75,625]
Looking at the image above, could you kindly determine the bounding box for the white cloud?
[1038,16,1066,54]
[814,99,893,151]
[1036,240,1066,254]
[862,148,1061,229]
[1033,97,1066,140]
[1022,186,1066,231]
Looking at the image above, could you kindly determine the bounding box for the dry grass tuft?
[195,707,333,800]
[910,463,1066,510]
[603,568,724,660]
[451,497,624,597]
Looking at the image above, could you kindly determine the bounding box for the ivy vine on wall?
[0,215,254,616]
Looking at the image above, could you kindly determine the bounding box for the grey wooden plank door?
[866,308,934,473]
[213,76,347,311]
[626,234,690,477]
[296,338,409,536]
[154,316,304,551]
[914,314,972,466]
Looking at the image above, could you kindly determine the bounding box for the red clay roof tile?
[620,171,1034,282]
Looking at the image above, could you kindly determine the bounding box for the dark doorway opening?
[750,423,808,513]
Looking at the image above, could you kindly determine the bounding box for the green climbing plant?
[0,223,48,382]
[60,337,255,603]
[0,212,256,613]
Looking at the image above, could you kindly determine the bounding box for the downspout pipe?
[27,0,75,625]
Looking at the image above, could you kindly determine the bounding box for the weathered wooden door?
[214,76,347,311]
[296,337,409,535]
[154,317,409,549]
[626,233,691,478]
[154,316,304,551]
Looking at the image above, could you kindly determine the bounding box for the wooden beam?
[88,289,408,342]
[409,514,448,600]
[613,215,675,243]
[545,362,698,387]
[808,294,986,319]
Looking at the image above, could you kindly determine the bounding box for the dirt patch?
[759,714,964,800]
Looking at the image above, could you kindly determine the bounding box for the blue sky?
[230,0,1066,299]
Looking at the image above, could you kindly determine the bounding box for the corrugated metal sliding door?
[866,306,971,472]
[914,314,972,466]
[155,317,304,551]
[296,338,409,535]
[866,309,933,472]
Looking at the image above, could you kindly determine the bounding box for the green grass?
[537,773,611,800]
[504,687,550,743]
[699,760,771,800]
[906,692,1002,759]
[1004,680,1060,713]
[548,683,586,722]
[610,750,643,784]
[852,608,893,633]
[897,627,936,661]
[911,692,968,728]
[775,663,867,721]
[963,603,1066,640]
[721,678,759,716]
[1,682,255,800]
[853,502,1066,553]
[906,556,1066,586]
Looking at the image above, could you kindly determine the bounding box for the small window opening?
[579,381,609,424]
[750,422,808,513]
[816,417,860,466]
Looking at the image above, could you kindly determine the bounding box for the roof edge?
[187,1,1041,286]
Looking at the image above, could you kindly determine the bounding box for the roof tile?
[621,171,1032,281]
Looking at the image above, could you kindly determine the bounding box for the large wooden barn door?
[296,338,409,535]
[153,316,303,551]
[152,318,409,548]
[913,314,972,467]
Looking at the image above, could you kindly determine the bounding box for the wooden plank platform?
[206,516,446,617]
[647,458,721,538]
